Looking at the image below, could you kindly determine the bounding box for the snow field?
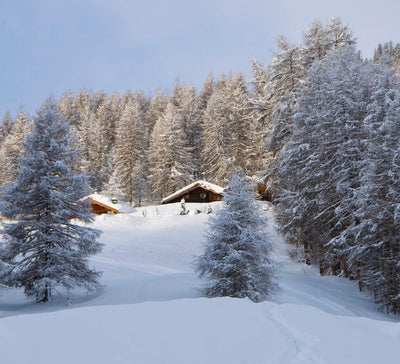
[0,202,399,364]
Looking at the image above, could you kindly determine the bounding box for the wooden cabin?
[85,194,120,215]
[161,180,224,204]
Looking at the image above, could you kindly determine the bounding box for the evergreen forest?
[2,17,400,313]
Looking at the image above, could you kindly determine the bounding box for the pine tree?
[198,74,215,111]
[373,41,400,74]
[59,92,81,127]
[112,92,149,206]
[149,101,195,200]
[172,82,204,178]
[202,73,251,185]
[71,90,93,175]
[0,109,32,188]
[225,73,253,174]
[326,17,356,50]
[90,91,117,191]
[146,90,169,132]
[275,46,372,271]
[329,62,400,312]
[267,37,305,156]
[201,79,233,184]
[248,60,274,178]
[0,98,102,303]
[0,110,13,144]
[303,17,355,67]
[196,173,278,302]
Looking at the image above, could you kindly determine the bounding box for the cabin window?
[200,192,207,199]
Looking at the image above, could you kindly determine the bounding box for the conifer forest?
[2,17,400,313]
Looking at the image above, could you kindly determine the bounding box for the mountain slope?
[0,202,399,364]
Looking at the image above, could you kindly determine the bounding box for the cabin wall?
[168,187,223,204]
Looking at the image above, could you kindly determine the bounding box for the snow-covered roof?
[161,180,225,204]
[86,193,121,213]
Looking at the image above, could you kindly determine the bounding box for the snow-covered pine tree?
[248,60,274,176]
[198,74,215,111]
[275,46,371,272]
[0,110,13,144]
[257,37,306,203]
[266,18,355,158]
[171,81,203,178]
[71,90,114,191]
[71,90,93,175]
[326,17,356,50]
[201,78,233,184]
[0,97,102,303]
[267,37,305,157]
[149,101,195,200]
[89,91,117,191]
[111,92,150,206]
[224,73,253,175]
[146,90,169,133]
[0,109,32,188]
[195,173,278,302]
[303,17,355,68]
[58,92,81,127]
[328,62,400,313]
[196,74,215,176]
[373,41,400,76]
[201,73,252,185]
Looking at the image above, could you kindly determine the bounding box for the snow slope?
[0,202,399,364]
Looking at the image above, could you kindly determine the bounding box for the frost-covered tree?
[196,173,278,302]
[198,74,215,110]
[255,37,306,202]
[224,73,253,174]
[267,37,305,156]
[171,81,203,177]
[247,18,356,200]
[0,110,13,144]
[248,60,275,178]
[303,17,355,67]
[146,90,169,132]
[328,62,400,312]
[202,74,251,185]
[201,79,233,184]
[265,18,355,160]
[71,90,93,172]
[275,46,371,271]
[0,98,102,303]
[0,109,32,188]
[326,17,356,50]
[111,92,150,206]
[59,92,81,127]
[374,42,400,75]
[149,101,195,199]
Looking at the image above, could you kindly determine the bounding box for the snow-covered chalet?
[161,180,224,204]
[85,194,120,215]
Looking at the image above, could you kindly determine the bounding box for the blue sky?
[1,0,400,119]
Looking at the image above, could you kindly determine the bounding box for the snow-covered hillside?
[0,202,399,364]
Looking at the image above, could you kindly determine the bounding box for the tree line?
[1,17,400,312]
